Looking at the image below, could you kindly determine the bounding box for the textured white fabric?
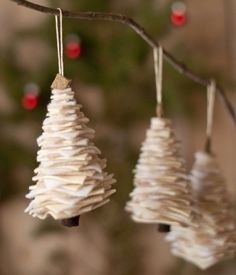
[25,87,116,220]
[166,151,236,269]
[126,117,192,226]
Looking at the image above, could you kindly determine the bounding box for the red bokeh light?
[65,42,82,59]
[22,93,38,110]
[171,11,186,26]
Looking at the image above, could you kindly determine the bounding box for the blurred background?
[0,0,236,274]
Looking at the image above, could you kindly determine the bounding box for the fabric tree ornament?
[166,151,236,269]
[25,74,116,227]
[125,47,192,232]
[166,81,236,269]
[25,10,116,227]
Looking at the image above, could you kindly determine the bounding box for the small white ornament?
[25,75,116,225]
[166,151,236,269]
[126,117,192,228]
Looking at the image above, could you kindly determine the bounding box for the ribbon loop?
[153,47,163,116]
[55,8,64,76]
[206,79,216,139]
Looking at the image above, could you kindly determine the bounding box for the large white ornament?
[126,117,192,227]
[166,151,236,269]
[25,75,116,222]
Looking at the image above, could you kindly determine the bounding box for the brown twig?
[10,0,236,128]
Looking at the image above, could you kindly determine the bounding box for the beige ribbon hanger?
[153,47,163,117]
[55,8,64,76]
[205,79,216,152]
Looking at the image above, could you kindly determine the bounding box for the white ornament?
[25,75,116,222]
[166,151,236,269]
[126,117,192,227]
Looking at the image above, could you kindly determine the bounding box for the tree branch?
[10,0,236,128]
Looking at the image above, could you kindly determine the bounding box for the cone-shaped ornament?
[166,151,236,269]
[125,116,192,227]
[25,75,116,225]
